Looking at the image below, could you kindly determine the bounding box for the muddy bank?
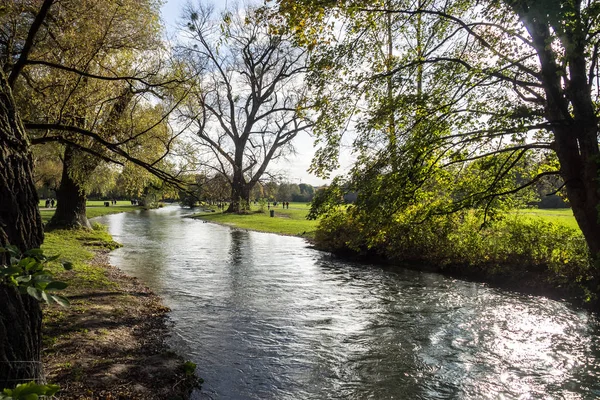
[42,250,199,399]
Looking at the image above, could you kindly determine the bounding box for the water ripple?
[95,206,600,400]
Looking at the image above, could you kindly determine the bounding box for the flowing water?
[95,205,600,399]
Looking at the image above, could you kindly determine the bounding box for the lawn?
[193,203,582,238]
[192,202,318,238]
[39,200,142,223]
[513,208,580,231]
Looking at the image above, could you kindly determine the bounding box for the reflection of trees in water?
[226,229,254,307]
[228,229,249,266]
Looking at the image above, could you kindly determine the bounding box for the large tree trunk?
[227,176,251,213]
[515,1,600,259]
[46,145,92,230]
[226,154,251,213]
[0,70,45,387]
[555,124,600,257]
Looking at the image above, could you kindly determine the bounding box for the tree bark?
[555,125,600,256]
[46,144,92,230]
[514,1,600,258]
[227,171,252,213]
[0,70,44,387]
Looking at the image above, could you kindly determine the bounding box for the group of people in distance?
[267,201,290,209]
[44,198,55,208]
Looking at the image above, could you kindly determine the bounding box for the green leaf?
[24,248,44,258]
[44,384,60,396]
[50,295,70,308]
[9,381,45,396]
[5,245,20,257]
[26,286,43,301]
[47,255,60,262]
[17,257,31,267]
[40,290,52,305]
[0,267,22,276]
[62,261,74,271]
[32,274,52,284]
[16,275,32,283]
[25,259,39,272]
[45,281,68,291]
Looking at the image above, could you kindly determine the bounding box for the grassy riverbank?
[193,204,580,236]
[192,202,318,238]
[39,200,142,223]
[37,208,198,397]
[315,206,595,305]
[194,203,593,304]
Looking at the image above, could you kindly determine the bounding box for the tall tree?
[0,0,52,386]
[0,0,184,386]
[274,0,600,257]
[5,0,179,229]
[0,68,45,390]
[178,4,313,213]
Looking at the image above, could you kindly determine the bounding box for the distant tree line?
[178,173,317,207]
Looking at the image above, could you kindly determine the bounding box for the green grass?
[41,226,121,290]
[514,208,580,231]
[39,200,142,223]
[194,204,581,238]
[193,202,318,238]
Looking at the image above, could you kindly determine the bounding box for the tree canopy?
[0,0,186,386]
[176,4,313,212]
[271,0,600,256]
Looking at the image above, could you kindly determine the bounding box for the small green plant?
[182,361,197,377]
[0,381,60,399]
[90,222,107,231]
[0,245,71,307]
[257,198,267,213]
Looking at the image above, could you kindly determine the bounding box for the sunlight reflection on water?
[96,206,600,400]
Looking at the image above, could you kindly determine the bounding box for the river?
[95,205,600,399]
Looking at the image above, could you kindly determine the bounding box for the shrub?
[314,208,593,299]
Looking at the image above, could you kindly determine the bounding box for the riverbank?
[191,203,318,238]
[38,200,143,224]
[40,225,199,398]
[192,204,596,308]
[316,208,597,309]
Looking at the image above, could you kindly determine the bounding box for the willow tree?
[0,0,184,386]
[273,0,600,257]
[0,0,52,387]
[177,4,312,213]
[4,0,180,230]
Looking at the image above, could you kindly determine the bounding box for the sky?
[159,0,352,186]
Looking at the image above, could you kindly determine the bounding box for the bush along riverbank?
[314,208,598,308]
[40,224,200,399]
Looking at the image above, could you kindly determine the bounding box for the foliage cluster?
[0,381,59,400]
[315,207,593,300]
[270,0,600,261]
[0,246,71,307]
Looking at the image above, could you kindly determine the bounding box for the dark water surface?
[95,206,600,399]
